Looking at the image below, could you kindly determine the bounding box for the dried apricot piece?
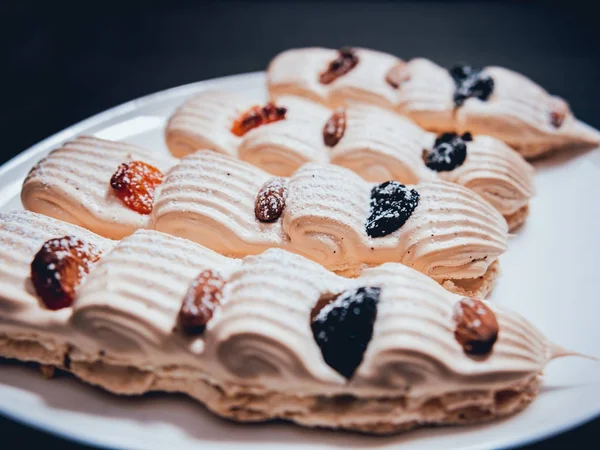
[110,161,164,215]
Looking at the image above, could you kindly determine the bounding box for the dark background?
[0,0,598,448]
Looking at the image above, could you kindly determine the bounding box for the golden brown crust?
[441,260,500,299]
[505,205,530,232]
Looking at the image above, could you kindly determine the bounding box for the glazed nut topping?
[385,62,410,89]
[30,236,101,310]
[319,47,359,85]
[231,103,287,137]
[255,177,288,222]
[323,109,347,147]
[110,160,164,215]
[453,298,499,356]
[549,96,570,128]
[178,270,226,335]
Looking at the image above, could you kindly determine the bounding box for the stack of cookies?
[1,45,597,435]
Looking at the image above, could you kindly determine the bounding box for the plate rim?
[0,70,598,450]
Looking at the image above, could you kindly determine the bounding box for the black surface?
[0,0,598,448]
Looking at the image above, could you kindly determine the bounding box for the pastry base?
[441,260,500,299]
[505,205,529,232]
[0,335,540,435]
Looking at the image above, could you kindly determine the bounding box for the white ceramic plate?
[1,72,599,450]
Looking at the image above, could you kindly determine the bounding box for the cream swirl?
[152,151,282,256]
[330,105,433,184]
[238,96,330,176]
[435,134,535,217]
[70,229,239,369]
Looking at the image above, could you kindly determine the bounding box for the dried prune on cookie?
[450,64,494,107]
[365,181,419,238]
[319,47,359,84]
[423,132,470,172]
[311,286,380,379]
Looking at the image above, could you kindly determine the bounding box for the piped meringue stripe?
[70,229,239,368]
[153,151,283,256]
[438,136,536,216]
[267,47,401,109]
[238,96,331,176]
[165,90,254,158]
[0,211,112,339]
[21,136,177,239]
[164,91,534,226]
[266,48,600,157]
[0,211,558,402]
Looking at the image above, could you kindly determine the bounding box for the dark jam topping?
[311,286,380,379]
[449,64,494,107]
[319,47,359,85]
[365,181,419,238]
[423,132,471,172]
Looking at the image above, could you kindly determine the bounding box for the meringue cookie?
[267,48,600,157]
[165,91,534,228]
[267,47,401,109]
[21,136,177,239]
[396,60,600,158]
[0,211,574,434]
[331,104,535,229]
[0,210,113,365]
[153,150,508,297]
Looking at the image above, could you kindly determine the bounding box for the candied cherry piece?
[366,181,420,238]
[110,160,164,215]
[31,236,101,310]
[311,286,380,379]
[178,270,226,335]
[231,103,287,137]
[319,47,359,85]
